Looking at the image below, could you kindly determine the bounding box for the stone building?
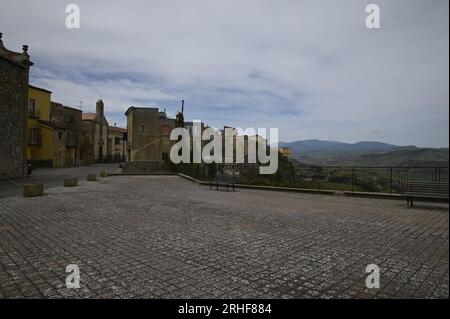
[107,125,127,161]
[80,121,94,166]
[82,99,109,163]
[49,102,84,166]
[0,33,33,180]
[124,107,175,162]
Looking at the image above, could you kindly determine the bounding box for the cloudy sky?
[1,0,448,147]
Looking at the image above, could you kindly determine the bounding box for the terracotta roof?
[109,126,126,133]
[82,112,96,121]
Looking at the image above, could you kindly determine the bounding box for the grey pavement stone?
[0,175,448,299]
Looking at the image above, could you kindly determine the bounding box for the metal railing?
[294,166,449,193]
[175,164,449,194]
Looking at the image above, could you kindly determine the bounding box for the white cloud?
[0,0,448,146]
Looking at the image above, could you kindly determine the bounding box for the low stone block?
[87,174,97,181]
[64,177,78,187]
[23,183,44,197]
[99,171,108,178]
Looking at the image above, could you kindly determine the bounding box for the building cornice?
[0,32,33,69]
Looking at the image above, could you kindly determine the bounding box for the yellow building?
[27,85,54,167]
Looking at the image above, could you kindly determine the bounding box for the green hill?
[281,140,449,167]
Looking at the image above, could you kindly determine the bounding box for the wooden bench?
[401,181,449,206]
[209,175,236,191]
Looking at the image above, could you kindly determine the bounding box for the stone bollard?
[87,174,97,181]
[64,177,78,187]
[23,183,44,197]
[99,171,108,178]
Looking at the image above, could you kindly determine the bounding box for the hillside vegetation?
[280,139,449,167]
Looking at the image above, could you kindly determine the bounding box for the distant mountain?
[279,139,405,153]
[279,139,448,167]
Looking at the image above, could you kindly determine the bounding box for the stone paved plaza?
[0,175,448,299]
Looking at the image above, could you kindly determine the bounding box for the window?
[69,114,74,123]
[28,99,37,118]
[58,132,63,140]
[115,137,121,145]
[29,128,40,144]
[141,125,146,133]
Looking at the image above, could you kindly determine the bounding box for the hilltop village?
[0,33,292,180]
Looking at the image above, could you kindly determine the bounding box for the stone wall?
[0,35,32,180]
[125,107,175,162]
[50,102,82,166]
[79,121,93,166]
[121,161,173,174]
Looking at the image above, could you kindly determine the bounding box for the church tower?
[96,99,104,117]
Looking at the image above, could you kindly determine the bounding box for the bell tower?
[96,99,104,116]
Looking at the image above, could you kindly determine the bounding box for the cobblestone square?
[0,175,448,298]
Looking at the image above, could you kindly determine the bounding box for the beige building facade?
[125,107,175,162]
[49,102,84,167]
[108,125,127,160]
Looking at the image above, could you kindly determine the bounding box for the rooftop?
[124,106,160,116]
[108,125,126,133]
[51,101,81,112]
[0,32,33,68]
[29,84,52,94]
[81,112,96,121]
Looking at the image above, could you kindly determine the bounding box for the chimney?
[181,99,184,114]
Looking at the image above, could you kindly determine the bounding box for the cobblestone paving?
[0,175,448,299]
